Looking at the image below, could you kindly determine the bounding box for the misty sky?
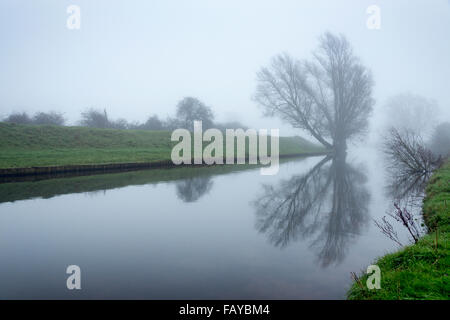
[1,0,449,137]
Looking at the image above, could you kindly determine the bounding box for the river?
[0,147,413,299]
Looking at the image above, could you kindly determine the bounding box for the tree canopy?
[176,97,214,130]
[255,32,374,150]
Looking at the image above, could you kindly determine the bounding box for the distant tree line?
[3,111,65,126]
[1,96,247,132]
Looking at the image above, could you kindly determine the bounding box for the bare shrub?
[4,112,32,124]
[374,203,424,246]
[79,108,110,128]
[374,216,403,246]
[33,111,65,125]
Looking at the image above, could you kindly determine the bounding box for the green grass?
[0,123,325,168]
[423,163,450,233]
[347,161,450,300]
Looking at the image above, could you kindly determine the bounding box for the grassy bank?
[347,161,450,300]
[0,123,325,169]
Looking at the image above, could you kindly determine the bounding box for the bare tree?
[79,108,110,128]
[254,32,374,150]
[381,93,440,137]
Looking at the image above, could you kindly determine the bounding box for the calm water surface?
[0,147,410,299]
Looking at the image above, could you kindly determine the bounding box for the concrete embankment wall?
[0,152,330,178]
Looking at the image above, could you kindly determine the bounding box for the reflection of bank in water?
[383,127,443,211]
[253,153,370,267]
[378,128,444,245]
[376,155,436,246]
[0,155,324,204]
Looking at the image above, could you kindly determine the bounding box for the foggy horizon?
[1,0,449,139]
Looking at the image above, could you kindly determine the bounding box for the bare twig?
[389,203,421,244]
[373,216,403,247]
[350,272,364,289]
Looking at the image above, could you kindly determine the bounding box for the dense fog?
[1,0,449,142]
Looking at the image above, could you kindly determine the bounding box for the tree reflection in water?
[253,153,370,267]
[175,176,214,203]
[380,152,432,241]
[385,169,430,212]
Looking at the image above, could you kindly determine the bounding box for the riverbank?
[0,123,326,177]
[347,160,450,300]
[0,156,317,203]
